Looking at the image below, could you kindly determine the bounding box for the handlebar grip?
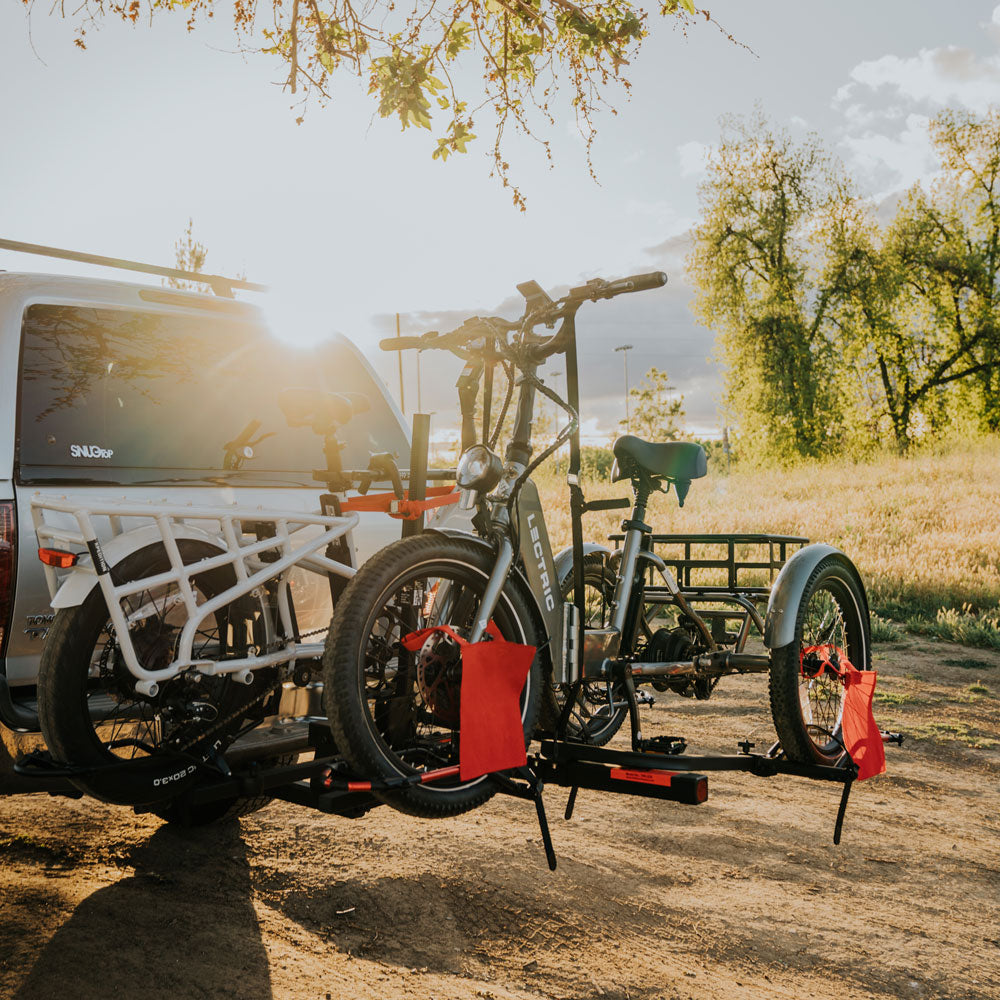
[608,271,668,295]
[379,335,433,351]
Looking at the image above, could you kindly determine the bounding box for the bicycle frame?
[454,294,781,701]
[32,495,358,696]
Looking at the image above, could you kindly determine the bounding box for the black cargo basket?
[608,532,809,600]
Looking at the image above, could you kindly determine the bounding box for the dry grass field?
[535,436,1000,647]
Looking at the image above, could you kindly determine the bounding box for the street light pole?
[615,344,634,433]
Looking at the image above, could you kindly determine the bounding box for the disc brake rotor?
[415,632,463,727]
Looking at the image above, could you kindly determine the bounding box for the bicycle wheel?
[38,540,278,808]
[323,533,545,818]
[768,555,871,766]
[542,552,628,745]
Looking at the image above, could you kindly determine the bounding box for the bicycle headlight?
[456,445,503,493]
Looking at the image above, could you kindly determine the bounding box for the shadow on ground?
[11,823,273,1000]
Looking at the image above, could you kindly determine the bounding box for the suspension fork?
[467,359,538,643]
[469,535,516,643]
[319,492,355,608]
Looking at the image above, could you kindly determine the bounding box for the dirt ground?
[1,634,998,1000]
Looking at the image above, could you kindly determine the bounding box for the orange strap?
[340,486,460,520]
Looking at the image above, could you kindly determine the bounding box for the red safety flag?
[840,668,885,780]
[401,624,536,782]
[801,645,886,781]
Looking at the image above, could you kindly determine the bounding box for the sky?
[3,1,1000,443]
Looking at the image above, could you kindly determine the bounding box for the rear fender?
[763,543,870,657]
[50,523,225,610]
[553,544,615,586]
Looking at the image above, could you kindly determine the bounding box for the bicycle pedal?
[636,690,656,706]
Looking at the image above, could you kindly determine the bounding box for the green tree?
[687,114,843,460]
[32,0,718,206]
[824,109,1000,450]
[620,365,684,441]
[689,107,1000,457]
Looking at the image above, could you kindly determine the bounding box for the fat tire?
[38,540,278,815]
[323,533,546,818]
[768,555,871,766]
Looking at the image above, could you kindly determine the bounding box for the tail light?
[0,502,15,658]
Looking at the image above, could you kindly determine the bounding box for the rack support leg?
[833,777,853,845]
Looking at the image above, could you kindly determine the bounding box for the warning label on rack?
[610,768,675,787]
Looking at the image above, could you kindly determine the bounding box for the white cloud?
[838,46,1000,114]
[839,112,938,196]
[677,139,711,178]
[832,40,1000,194]
[993,3,1000,26]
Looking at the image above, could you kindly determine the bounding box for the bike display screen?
[16,303,408,486]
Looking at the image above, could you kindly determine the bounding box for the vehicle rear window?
[17,303,407,485]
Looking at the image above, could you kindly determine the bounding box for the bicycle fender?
[553,544,614,585]
[50,524,225,609]
[763,543,869,649]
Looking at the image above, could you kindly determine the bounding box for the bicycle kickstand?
[506,765,557,871]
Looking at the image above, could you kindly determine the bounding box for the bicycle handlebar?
[526,270,668,360]
[603,270,669,296]
[378,271,667,359]
[565,270,668,304]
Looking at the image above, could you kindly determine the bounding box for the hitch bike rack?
[14,723,904,871]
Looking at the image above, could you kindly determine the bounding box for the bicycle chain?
[174,627,330,753]
[175,675,283,754]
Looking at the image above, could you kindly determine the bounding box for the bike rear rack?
[609,532,809,597]
[31,495,358,693]
[603,532,810,650]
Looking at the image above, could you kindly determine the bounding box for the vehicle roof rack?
[0,237,268,299]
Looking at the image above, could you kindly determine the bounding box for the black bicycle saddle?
[278,389,371,434]
[611,435,707,506]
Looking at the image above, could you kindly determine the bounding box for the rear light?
[0,502,15,658]
[38,548,78,569]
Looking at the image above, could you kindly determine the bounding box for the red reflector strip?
[420,764,461,784]
[610,767,675,787]
[347,781,372,792]
[38,548,78,569]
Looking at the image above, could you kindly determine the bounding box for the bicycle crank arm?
[692,651,770,674]
[626,660,696,680]
[626,651,770,680]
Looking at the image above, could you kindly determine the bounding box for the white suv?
[0,260,409,775]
